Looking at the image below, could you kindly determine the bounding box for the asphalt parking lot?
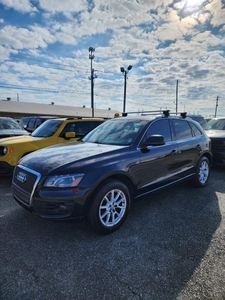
[1,168,225,300]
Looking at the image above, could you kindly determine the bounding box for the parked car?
[12,111,212,234]
[0,117,105,175]
[203,117,225,166]
[0,117,29,139]
[187,114,207,127]
[19,116,56,133]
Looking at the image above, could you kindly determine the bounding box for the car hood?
[0,134,44,145]
[19,142,128,175]
[205,130,225,138]
[0,129,29,138]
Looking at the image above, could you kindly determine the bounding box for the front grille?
[211,139,225,152]
[12,165,41,206]
[12,185,30,205]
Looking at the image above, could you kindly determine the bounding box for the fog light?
[55,205,68,213]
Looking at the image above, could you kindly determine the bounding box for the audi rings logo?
[16,172,27,183]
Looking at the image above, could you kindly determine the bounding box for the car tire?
[87,180,131,234]
[195,156,210,187]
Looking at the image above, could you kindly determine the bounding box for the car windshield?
[203,119,225,130]
[0,118,22,130]
[83,118,148,146]
[32,119,63,137]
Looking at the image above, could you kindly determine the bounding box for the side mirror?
[140,134,165,151]
[65,132,76,139]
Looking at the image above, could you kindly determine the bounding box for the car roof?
[0,116,15,120]
[48,117,107,121]
[20,115,57,119]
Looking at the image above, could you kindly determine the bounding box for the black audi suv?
[12,111,212,234]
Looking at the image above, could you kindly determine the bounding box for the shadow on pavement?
[0,169,224,299]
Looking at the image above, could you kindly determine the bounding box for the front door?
[138,119,179,195]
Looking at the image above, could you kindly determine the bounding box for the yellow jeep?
[0,117,105,175]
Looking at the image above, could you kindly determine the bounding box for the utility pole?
[175,79,178,114]
[120,65,132,113]
[89,47,97,117]
[214,96,219,117]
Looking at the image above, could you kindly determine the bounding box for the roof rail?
[163,110,170,117]
[164,111,187,118]
[122,110,188,118]
[122,110,170,117]
[65,116,109,120]
[180,112,187,119]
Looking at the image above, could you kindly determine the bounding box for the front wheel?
[86,180,131,234]
[195,156,210,187]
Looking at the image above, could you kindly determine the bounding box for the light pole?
[120,65,132,113]
[175,79,178,114]
[89,47,97,117]
[215,96,219,117]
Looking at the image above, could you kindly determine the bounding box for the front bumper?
[212,152,225,166]
[12,164,93,220]
[0,161,14,176]
[12,183,87,220]
[13,193,85,220]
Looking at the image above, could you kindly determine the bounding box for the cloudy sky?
[0,0,224,116]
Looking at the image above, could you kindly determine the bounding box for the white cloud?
[0,0,38,13]
[0,25,56,49]
[0,0,224,115]
[38,0,88,14]
[206,0,225,27]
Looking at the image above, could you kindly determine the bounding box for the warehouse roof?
[0,100,120,119]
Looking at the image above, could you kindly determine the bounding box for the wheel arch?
[200,151,213,166]
[84,173,135,213]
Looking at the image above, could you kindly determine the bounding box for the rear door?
[170,119,202,176]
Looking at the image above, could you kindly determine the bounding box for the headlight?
[0,146,8,156]
[44,174,85,187]
[3,147,7,155]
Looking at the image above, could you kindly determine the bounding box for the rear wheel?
[87,180,131,234]
[195,156,210,187]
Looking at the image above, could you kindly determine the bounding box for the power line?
[0,51,90,72]
[0,83,90,94]
[0,83,58,93]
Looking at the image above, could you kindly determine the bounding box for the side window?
[28,118,35,129]
[189,122,202,137]
[20,118,29,128]
[144,119,172,142]
[59,122,91,138]
[35,118,42,128]
[75,122,91,136]
[91,121,104,130]
[59,123,76,137]
[172,120,192,140]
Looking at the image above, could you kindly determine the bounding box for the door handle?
[171,150,178,155]
[196,144,202,151]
